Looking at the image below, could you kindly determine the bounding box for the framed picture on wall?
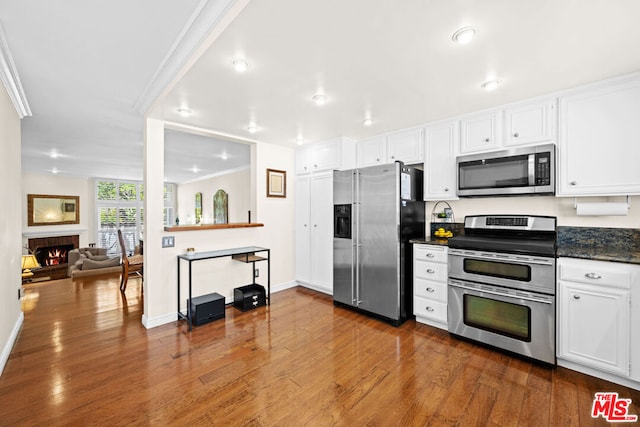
[266,168,286,198]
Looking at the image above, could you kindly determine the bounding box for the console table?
[177,246,270,331]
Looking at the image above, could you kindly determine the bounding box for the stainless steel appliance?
[457,143,555,197]
[447,215,557,365]
[333,162,425,325]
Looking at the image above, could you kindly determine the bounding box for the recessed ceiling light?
[312,94,328,106]
[481,79,500,91]
[51,168,58,174]
[247,124,258,133]
[363,118,373,126]
[233,59,249,73]
[50,150,59,159]
[296,137,304,145]
[219,152,228,160]
[452,26,477,44]
[191,166,199,173]
[177,107,192,117]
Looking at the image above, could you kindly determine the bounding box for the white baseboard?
[143,280,300,329]
[0,312,24,376]
[297,281,333,296]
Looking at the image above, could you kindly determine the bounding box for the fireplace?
[27,235,79,280]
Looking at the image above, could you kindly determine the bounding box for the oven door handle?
[449,281,553,305]
[448,249,554,266]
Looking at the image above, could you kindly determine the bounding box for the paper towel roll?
[575,202,628,216]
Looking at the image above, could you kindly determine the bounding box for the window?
[96,180,142,256]
[95,180,176,256]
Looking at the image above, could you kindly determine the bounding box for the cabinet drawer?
[414,260,448,282]
[414,296,447,323]
[414,278,447,302]
[559,258,632,289]
[414,245,447,263]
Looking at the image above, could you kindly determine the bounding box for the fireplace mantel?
[22,228,88,238]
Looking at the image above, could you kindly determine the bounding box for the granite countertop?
[411,224,640,265]
[557,226,640,265]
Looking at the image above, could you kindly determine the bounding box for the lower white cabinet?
[295,172,333,294]
[557,257,640,386]
[413,244,448,330]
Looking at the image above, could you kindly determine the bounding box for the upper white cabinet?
[558,76,640,196]
[357,128,423,168]
[386,128,424,164]
[356,135,387,167]
[424,120,458,200]
[459,110,502,154]
[296,137,356,174]
[504,99,556,146]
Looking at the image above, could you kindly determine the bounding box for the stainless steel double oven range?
[447,215,557,365]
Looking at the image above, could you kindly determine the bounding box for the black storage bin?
[189,292,225,326]
[233,284,266,311]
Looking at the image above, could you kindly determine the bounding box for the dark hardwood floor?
[1,276,639,426]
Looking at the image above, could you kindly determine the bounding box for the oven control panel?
[485,217,528,227]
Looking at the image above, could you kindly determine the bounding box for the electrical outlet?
[254,269,259,278]
[162,236,175,248]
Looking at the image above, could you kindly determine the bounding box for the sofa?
[67,247,121,279]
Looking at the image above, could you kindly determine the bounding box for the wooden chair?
[117,229,143,292]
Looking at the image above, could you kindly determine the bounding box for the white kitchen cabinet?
[357,129,423,168]
[296,137,356,174]
[295,171,333,294]
[424,120,458,200]
[386,128,424,165]
[557,258,636,378]
[459,110,502,154]
[413,244,448,330]
[356,135,387,167]
[558,76,640,196]
[504,99,556,146]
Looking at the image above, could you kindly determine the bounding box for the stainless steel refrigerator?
[333,161,425,325]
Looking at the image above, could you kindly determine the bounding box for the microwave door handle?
[528,154,535,186]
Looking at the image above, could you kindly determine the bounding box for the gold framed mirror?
[27,194,79,226]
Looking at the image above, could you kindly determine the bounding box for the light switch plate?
[162,236,175,248]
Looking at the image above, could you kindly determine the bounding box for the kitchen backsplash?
[558,226,640,251]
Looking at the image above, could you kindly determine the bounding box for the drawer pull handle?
[426,269,435,274]
[573,294,580,300]
[426,306,434,312]
[585,273,602,279]
[426,287,435,293]
[426,253,435,258]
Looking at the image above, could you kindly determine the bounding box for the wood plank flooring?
[2,276,639,426]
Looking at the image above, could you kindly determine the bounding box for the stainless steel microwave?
[457,143,555,197]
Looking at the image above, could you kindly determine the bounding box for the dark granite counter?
[412,224,640,265]
[557,226,640,265]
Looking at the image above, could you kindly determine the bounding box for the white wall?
[429,195,640,229]
[176,167,250,225]
[143,120,296,328]
[21,174,94,246]
[0,83,23,375]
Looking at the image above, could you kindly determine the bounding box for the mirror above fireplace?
[27,194,79,226]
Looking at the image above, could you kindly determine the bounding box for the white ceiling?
[5,0,640,182]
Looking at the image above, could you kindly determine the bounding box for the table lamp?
[21,254,40,278]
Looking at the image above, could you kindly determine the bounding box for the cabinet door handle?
[376,158,380,162]
[390,156,395,159]
[426,253,435,258]
[303,224,308,227]
[585,273,602,279]
[426,287,435,293]
[513,132,519,138]
[444,188,449,192]
[426,306,434,312]
[573,294,581,300]
[484,137,490,142]
[313,224,318,227]
[314,164,318,168]
[570,181,577,186]
[426,269,435,274]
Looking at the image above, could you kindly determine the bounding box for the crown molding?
[0,23,31,118]
[133,0,249,115]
